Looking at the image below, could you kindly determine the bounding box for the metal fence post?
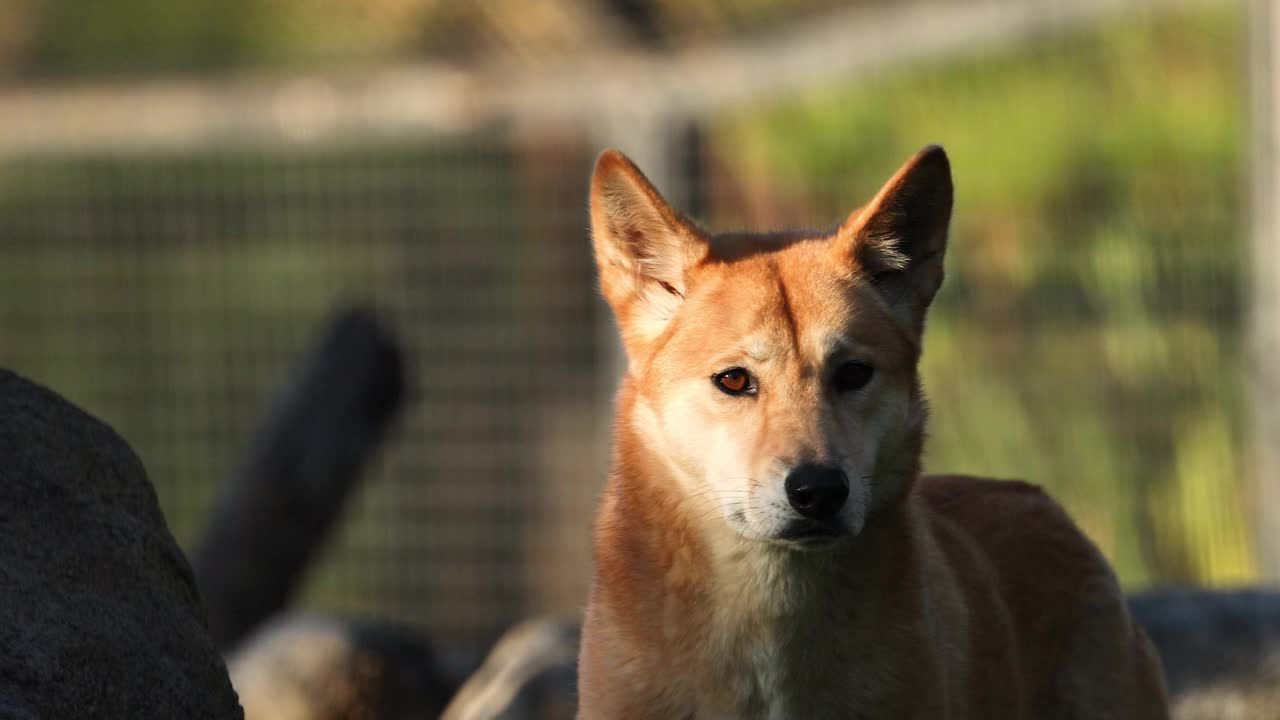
[1250,0,1280,579]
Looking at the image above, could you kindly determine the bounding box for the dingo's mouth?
[778,519,847,544]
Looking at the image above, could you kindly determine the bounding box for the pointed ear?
[590,149,709,356]
[835,145,953,334]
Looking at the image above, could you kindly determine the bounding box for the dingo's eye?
[833,361,874,393]
[713,368,755,396]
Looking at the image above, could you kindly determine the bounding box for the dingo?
[578,146,1168,719]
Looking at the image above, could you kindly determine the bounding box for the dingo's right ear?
[590,149,709,357]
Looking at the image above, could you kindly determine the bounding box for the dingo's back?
[578,145,1168,719]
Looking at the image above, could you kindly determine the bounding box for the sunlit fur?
[579,147,1169,719]
[626,236,921,546]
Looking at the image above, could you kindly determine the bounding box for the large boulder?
[0,369,242,719]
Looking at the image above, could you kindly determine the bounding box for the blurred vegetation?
[0,0,870,80]
[713,5,1249,587]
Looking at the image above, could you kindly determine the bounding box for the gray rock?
[0,369,243,719]
[228,613,459,720]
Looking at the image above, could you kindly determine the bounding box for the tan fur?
[579,146,1169,719]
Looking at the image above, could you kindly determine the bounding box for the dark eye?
[713,368,755,396]
[832,361,874,393]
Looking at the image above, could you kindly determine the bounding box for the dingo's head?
[591,146,950,547]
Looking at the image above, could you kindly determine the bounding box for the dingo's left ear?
[591,149,709,358]
[836,145,953,334]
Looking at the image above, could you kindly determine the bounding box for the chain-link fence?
[0,138,606,648]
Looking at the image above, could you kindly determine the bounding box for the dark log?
[1131,586,1280,695]
[192,306,406,651]
[1130,586,1280,718]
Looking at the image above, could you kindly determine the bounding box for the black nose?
[784,464,849,520]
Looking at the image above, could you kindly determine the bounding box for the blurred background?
[0,0,1266,667]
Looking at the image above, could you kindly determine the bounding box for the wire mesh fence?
[0,1,1254,652]
[0,138,605,648]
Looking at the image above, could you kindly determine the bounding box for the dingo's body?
[578,146,1168,719]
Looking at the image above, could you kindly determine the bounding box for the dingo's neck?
[594,412,940,717]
